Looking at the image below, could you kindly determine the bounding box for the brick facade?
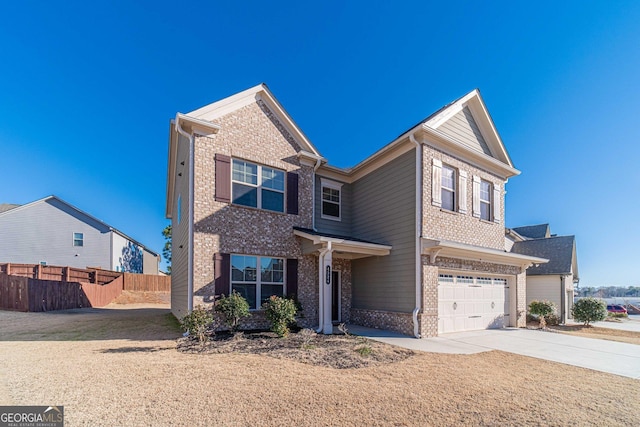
[189,100,320,329]
[421,144,505,250]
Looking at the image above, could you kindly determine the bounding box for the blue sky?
[1,1,639,286]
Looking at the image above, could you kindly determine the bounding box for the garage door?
[438,273,510,334]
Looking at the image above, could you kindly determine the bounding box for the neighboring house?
[507,224,579,323]
[165,84,546,337]
[0,195,160,274]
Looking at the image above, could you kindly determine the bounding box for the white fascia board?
[293,229,391,256]
[188,84,266,119]
[422,126,520,179]
[422,237,548,267]
[175,113,221,136]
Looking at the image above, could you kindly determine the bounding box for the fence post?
[63,267,69,282]
[5,263,9,275]
[91,270,97,284]
[35,264,41,279]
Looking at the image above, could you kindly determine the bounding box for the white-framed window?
[231,254,285,310]
[480,180,492,221]
[438,274,454,284]
[73,232,84,247]
[232,159,285,212]
[477,277,493,285]
[456,275,474,284]
[441,165,456,211]
[494,278,507,287]
[320,178,343,220]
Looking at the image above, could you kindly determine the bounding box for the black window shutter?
[215,154,231,203]
[214,253,230,298]
[286,172,299,215]
[286,258,298,299]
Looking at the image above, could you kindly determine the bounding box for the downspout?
[175,115,195,313]
[560,275,566,324]
[311,157,322,231]
[316,243,331,332]
[409,132,422,338]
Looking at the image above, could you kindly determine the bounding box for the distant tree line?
[576,286,640,298]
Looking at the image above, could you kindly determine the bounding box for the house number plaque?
[326,266,331,284]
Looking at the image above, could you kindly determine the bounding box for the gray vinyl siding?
[438,106,492,156]
[170,133,191,318]
[0,198,111,269]
[314,175,352,236]
[351,149,416,313]
[143,250,159,275]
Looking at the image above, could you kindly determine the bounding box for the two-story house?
[0,195,160,274]
[165,84,546,337]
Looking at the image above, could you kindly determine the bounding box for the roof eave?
[422,237,548,268]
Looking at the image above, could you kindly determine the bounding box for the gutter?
[409,132,422,338]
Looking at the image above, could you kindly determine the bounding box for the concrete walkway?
[347,325,640,379]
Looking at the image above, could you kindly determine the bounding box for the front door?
[332,271,340,323]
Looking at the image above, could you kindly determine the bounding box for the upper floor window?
[73,232,84,247]
[320,178,343,221]
[441,165,456,211]
[479,180,491,221]
[232,159,285,212]
[472,175,500,223]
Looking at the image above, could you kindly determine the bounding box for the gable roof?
[512,224,550,239]
[187,83,322,158]
[318,89,519,183]
[511,235,577,277]
[0,196,159,256]
[0,203,20,214]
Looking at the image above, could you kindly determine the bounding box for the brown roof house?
[165,84,546,337]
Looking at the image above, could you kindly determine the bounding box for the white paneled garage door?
[438,273,510,334]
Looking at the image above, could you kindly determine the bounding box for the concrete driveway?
[348,325,640,379]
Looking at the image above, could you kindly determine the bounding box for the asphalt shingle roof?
[0,204,20,214]
[511,235,576,276]
[511,224,550,239]
[293,227,385,246]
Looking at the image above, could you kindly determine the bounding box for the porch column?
[322,244,333,334]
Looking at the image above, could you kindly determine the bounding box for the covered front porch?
[293,227,392,334]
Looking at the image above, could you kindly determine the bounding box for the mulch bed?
[177,329,415,369]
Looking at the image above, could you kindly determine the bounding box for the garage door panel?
[438,276,510,334]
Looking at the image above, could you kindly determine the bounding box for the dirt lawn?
[1,305,638,426]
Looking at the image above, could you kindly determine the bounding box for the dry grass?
[546,324,640,345]
[1,305,638,426]
[178,329,415,369]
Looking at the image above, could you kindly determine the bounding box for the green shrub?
[545,313,560,326]
[180,305,214,343]
[215,290,251,332]
[262,295,298,337]
[528,300,557,327]
[572,298,607,326]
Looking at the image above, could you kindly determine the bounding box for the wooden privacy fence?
[0,263,121,285]
[121,273,170,292]
[0,272,123,312]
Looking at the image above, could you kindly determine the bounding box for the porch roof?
[293,227,392,259]
[421,237,548,268]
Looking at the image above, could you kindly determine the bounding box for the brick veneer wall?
[421,144,506,250]
[350,308,414,336]
[420,255,527,337]
[190,100,318,325]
